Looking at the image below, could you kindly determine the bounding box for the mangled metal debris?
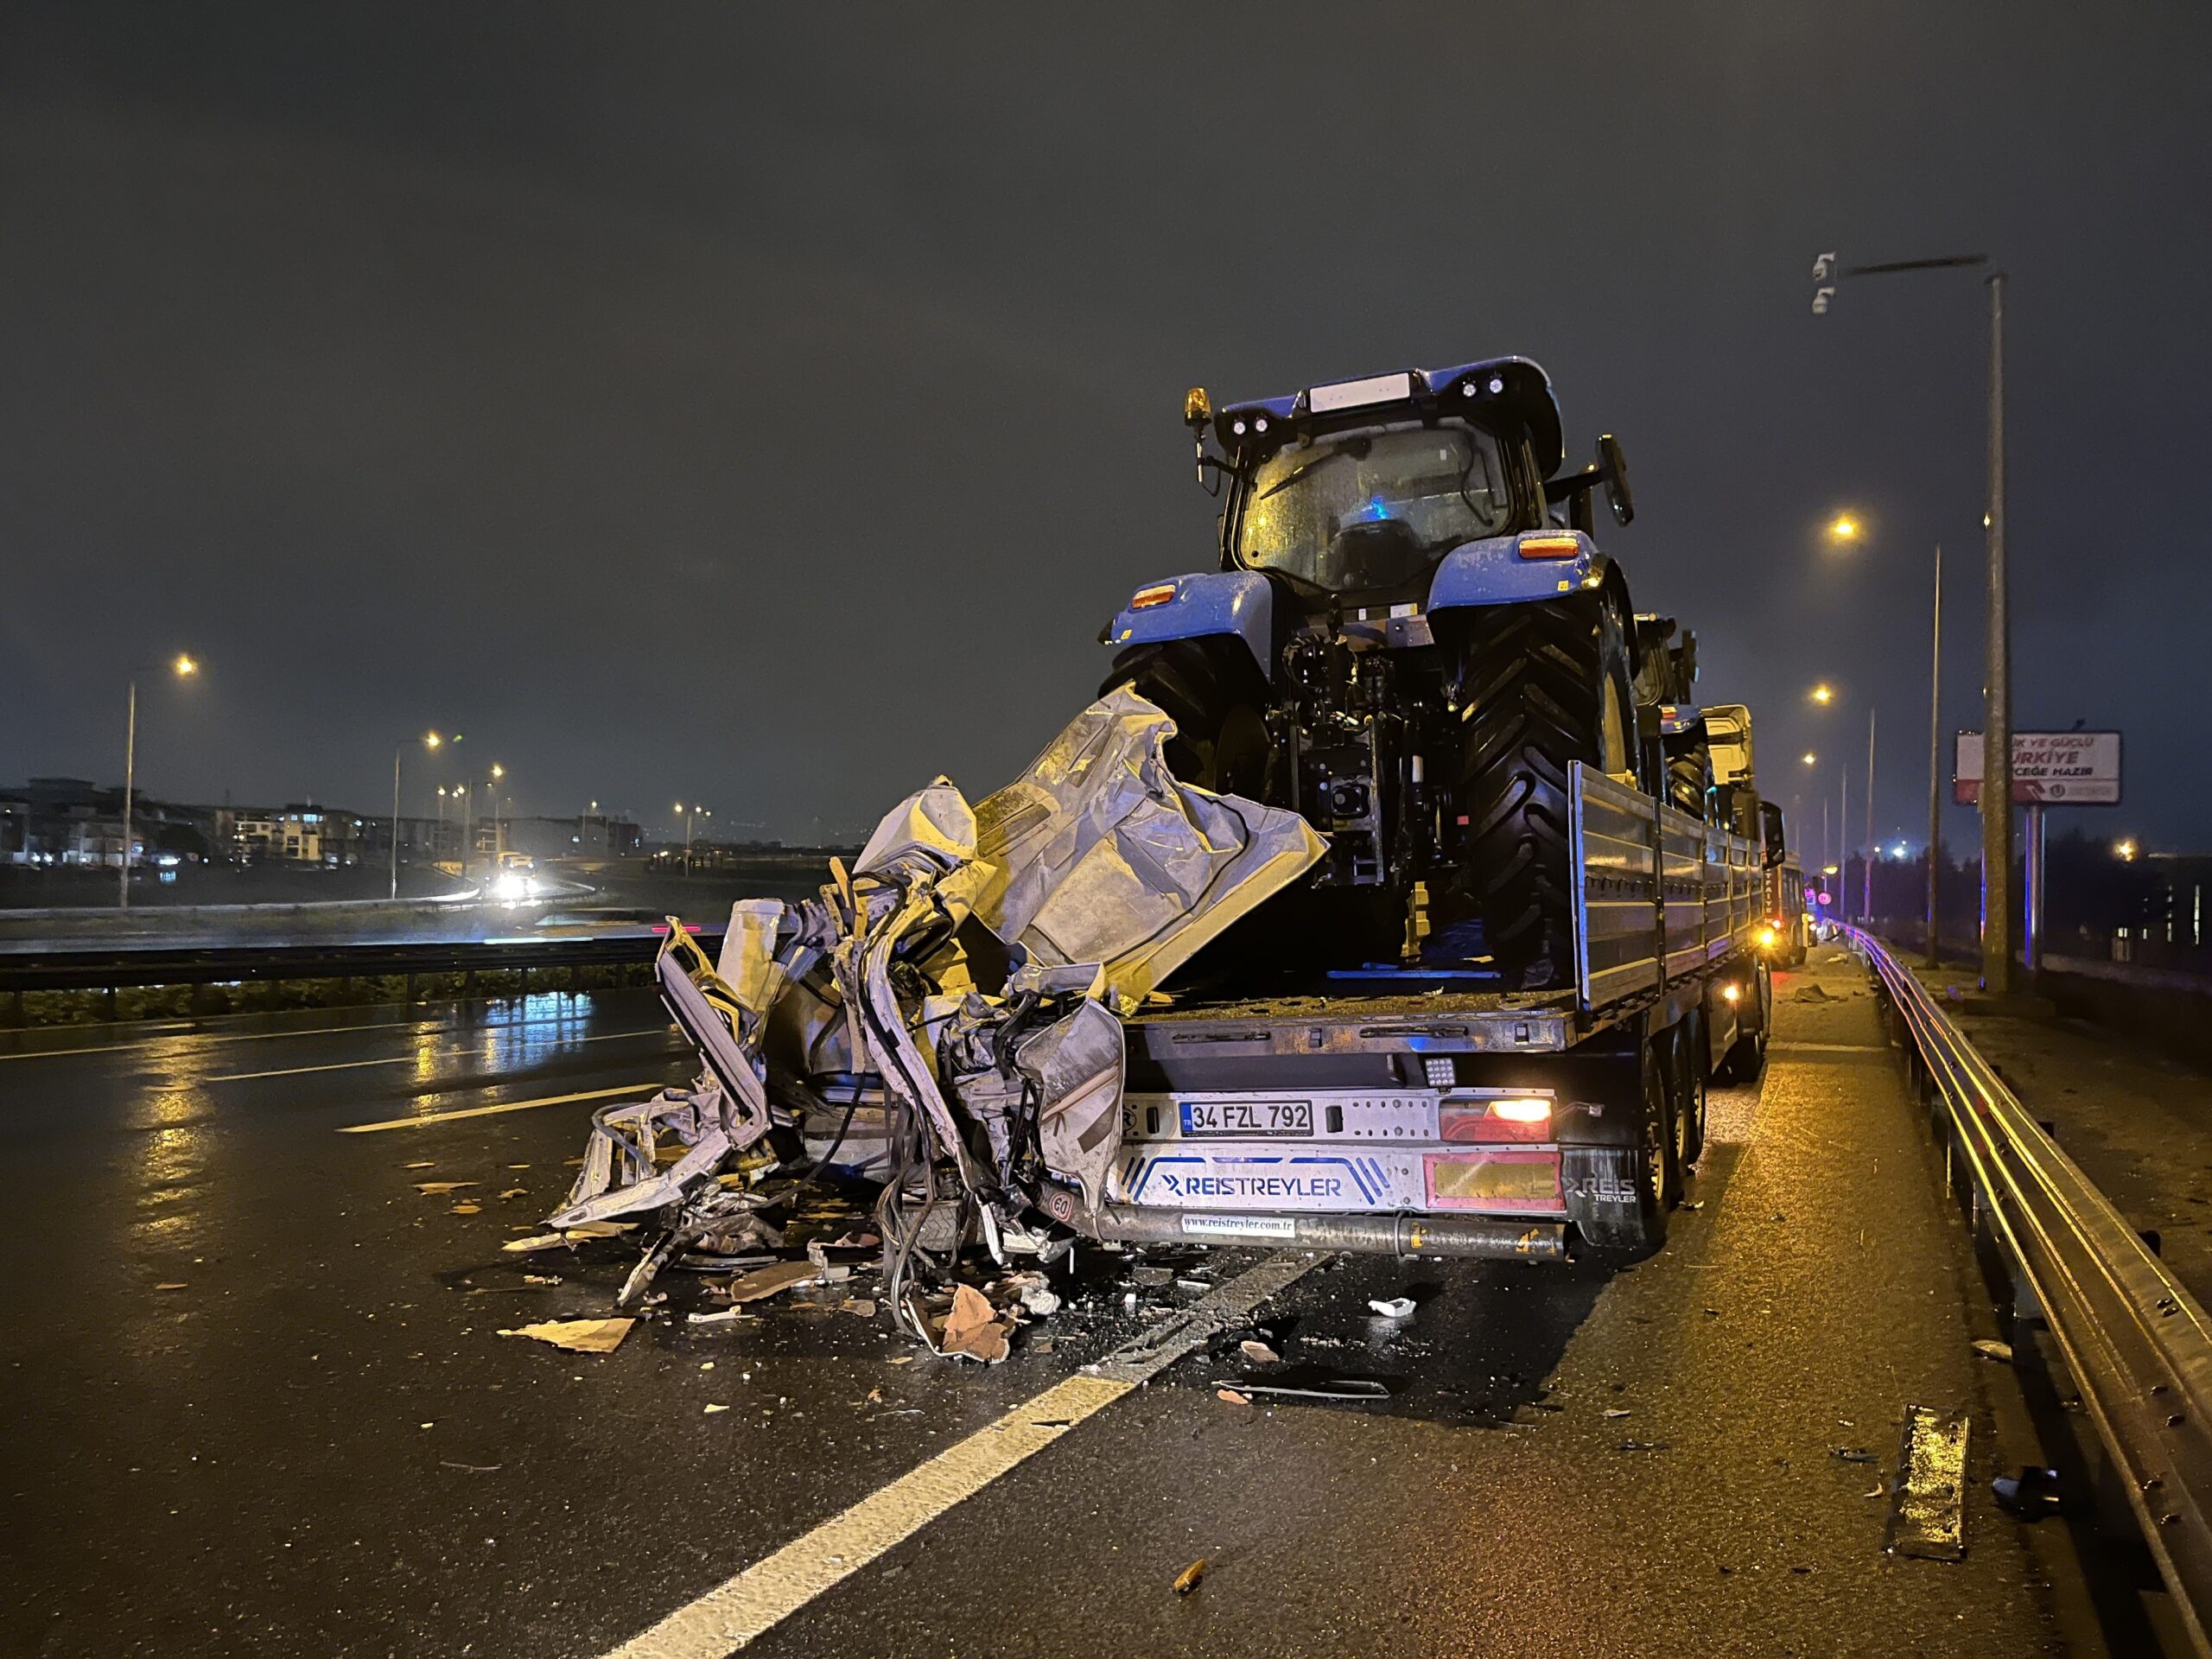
[541,691,1322,1351]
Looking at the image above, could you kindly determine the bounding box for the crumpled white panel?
[971,690,1325,1000]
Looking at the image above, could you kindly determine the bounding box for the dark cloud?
[3,3,2207,851]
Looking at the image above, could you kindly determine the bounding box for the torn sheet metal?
[538,691,1324,1344]
[971,688,1325,1001]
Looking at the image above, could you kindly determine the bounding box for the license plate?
[1179,1099,1312,1137]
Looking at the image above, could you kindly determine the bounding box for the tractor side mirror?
[1759,800,1788,868]
[1598,434,1635,526]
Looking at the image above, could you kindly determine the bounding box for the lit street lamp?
[1827,516,1861,544]
[119,653,199,910]
[391,731,443,899]
[1810,247,2012,990]
[674,802,711,875]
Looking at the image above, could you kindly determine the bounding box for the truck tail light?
[1516,534,1580,560]
[1489,1096,1550,1122]
[1440,1094,1554,1143]
[1130,582,1178,610]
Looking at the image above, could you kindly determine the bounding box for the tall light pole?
[391,731,442,899]
[1861,706,1878,924]
[1926,544,1944,965]
[1810,248,2011,989]
[674,803,710,875]
[488,765,506,864]
[119,653,199,909]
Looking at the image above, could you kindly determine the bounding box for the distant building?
[222,804,367,867]
[0,777,211,868]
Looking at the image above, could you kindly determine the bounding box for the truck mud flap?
[1560,1146,1645,1242]
[1071,1199,1566,1261]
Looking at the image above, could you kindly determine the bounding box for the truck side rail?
[1570,762,1761,1013]
[1850,925,2212,1656]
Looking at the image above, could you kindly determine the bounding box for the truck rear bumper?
[1070,1201,1569,1261]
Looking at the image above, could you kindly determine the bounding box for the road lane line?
[209,1027,672,1082]
[600,1251,1322,1659]
[337,1082,664,1133]
[0,1008,670,1065]
[1767,1040,1887,1054]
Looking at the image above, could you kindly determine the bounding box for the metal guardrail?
[0,929,725,995]
[1847,925,2212,1654]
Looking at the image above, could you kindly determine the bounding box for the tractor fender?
[1100,570,1272,681]
[1427,535,1638,670]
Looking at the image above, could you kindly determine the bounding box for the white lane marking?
[337,1082,663,1134]
[0,1008,663,1065]
[600,1251,1323,1659]
[208,1027,671,1082]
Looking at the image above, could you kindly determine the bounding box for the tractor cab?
[1186,359,1630,613]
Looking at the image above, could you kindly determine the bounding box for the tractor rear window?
[1236,422,1514,593]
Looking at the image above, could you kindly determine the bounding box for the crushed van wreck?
[546,689,1325,1348]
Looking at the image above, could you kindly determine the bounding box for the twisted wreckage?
[547,690,1325,1350]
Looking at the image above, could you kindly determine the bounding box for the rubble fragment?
[1368,1297,1416,1319]
[727,1262,819,1304]
[941,1284,1011,1363]
[1173,1559,1209,1596]
[1970,1338,2014,1364]
[499,1318,635,1355]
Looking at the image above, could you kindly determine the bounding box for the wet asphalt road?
[0,948,2103,1656]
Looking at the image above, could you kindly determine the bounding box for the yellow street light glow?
[424,731,442,749]
[1828,515,1860,543]
[490,764,505,780]
[172,654,199,677]
[674,802,685,813]
[1822,864,1840,876]
[2115,838,2139,861]
[1810,683,1834,704]
[1802,752,1817,766]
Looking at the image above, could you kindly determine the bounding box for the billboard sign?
[1953,731,2121,805]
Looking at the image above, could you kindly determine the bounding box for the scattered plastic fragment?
[1971,1338,2013,1364]
[1239,1339,1281,1364]
[1217,1388,1252,1407]
[502,1233,569,1255]
[404,1161,435,1170]
[703,1403,728,1414]
[499,1318,635,1355]
[844,1300,879,1318]
[522,1274,562,1286]
[1831,1446,1878,1465]
[416,1182,476,1195]
[727,1262,819,1303]
[451,1204,481,1215]
[497,1188,528,1201]
[1368,1297,1416,1319]
[1173,1559,1208,1597]
[1602,1408,1631,1419]
[154,1282,188,1291]
[1231,1378,1389,1403]
[1993,1465,2063,1519]
[942,1284,1010,1364]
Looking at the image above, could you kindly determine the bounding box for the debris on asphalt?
[1368,1296,1416,1319]
[1602,1408,1631,1419]
[1831,1446,1878,1465]
[727,1262,820,1304]
[1230,1377,1391,1404]
[499,1318,636,1355]
[1217,1388,1252,1407]
[1173,1558,1209,1597]
[703,1403,728,1414]
[497,1187,528,1201]
[1239,1338,1281,1364]
[1793,982,1835,1002]
[1616,1440,1671,1452]
[1883,1404,1970,1561]
[1992,1465,2063,1519]
[154,1281,188,1291]
[940,1284,1010,1364]
[404,1161,435,1170]
[1971,1338,2014,1364]
[416,1181,476,1195]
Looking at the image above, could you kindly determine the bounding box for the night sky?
[4,4,2207,853]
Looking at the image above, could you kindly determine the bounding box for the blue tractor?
[1100,358,1653,992]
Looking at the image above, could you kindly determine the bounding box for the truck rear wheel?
[1574,1042,1676,1257]
[1449,593,1636,991]
[1676,1013,1708,1168]
[1102,638,1271,798]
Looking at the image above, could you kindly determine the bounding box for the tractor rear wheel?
[1101,639,1271,798]
[1448,593,1637,992]
[1665,738,1713,821]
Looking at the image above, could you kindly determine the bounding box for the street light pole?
[391,747,404,901]
[1982,273,2015,992]
[1926,544,1944,965]
[1863,706,1877,925]
[119,678,137,911]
